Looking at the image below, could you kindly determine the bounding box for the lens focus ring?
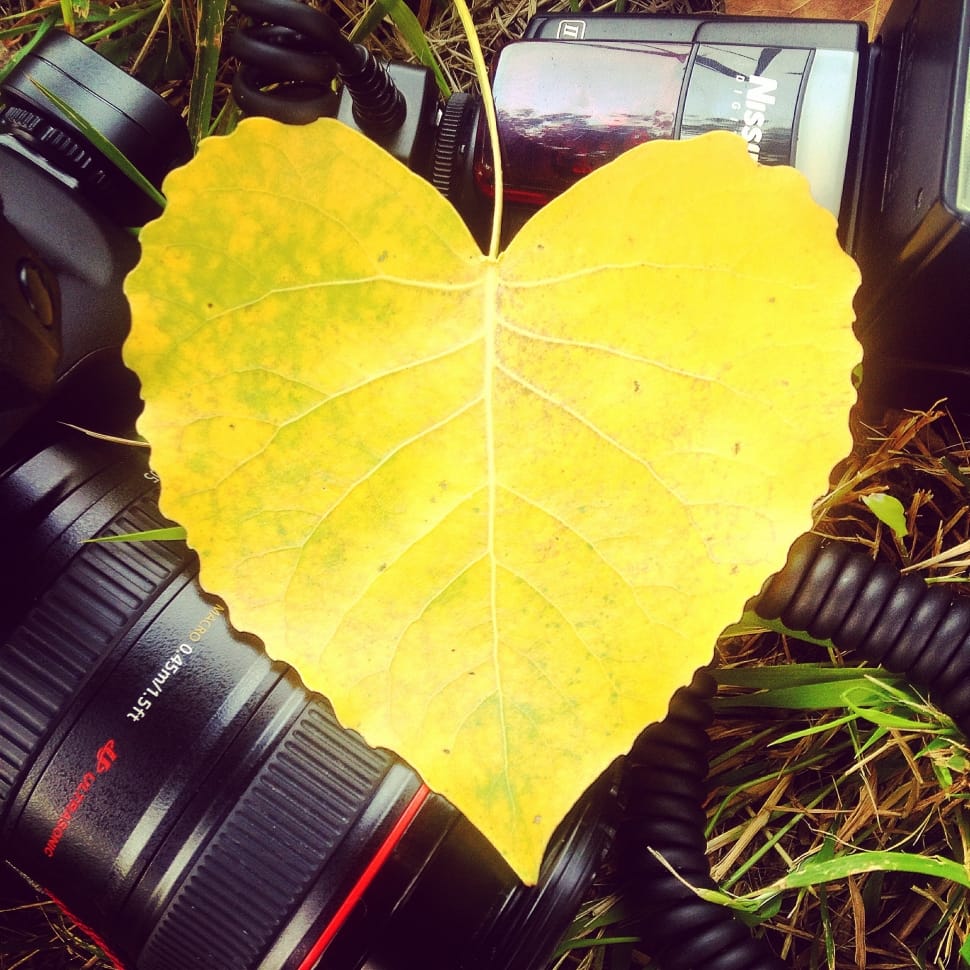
[137,699,401,970]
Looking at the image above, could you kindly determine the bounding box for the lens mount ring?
[0,105,110,195]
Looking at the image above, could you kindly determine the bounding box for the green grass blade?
[0,16,57,84]
[842,694,946,732]
[862,491,908,538]
[85,527,188,543]
[724,610,837,649]
[59,0,76,34]
[187,0,229,147]
[706,850,970,926]
[769,850,970,894]
[768,712,859,745]
[713,663,898,689]
[59,424,148,447]
[714,678,895,711]
[350,0,450,96]
[713,663,929,714]
[83,5,161,45]
[696,887,783,926]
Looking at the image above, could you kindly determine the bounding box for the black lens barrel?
[0,431,165,806]
[133,694,416,970]
[0,431,610,969]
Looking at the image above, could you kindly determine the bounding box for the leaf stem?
[451,0,502,259]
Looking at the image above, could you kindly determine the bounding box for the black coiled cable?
[230,0,405,130]
[619,672,786,970]
[625,534,970,968]
[758,533,970,732]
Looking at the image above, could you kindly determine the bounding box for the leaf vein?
[277,398,485,607]
[495,360,685,504]
[336,513,488,656]
[181,347,483,500]
[498,320,758,400]
[483,266,510,812]
[207,274,483,322]
[185,183,477,270]
[497,561,626,705]
[500,259,827,291]
[279,336,483,426]
[498,484,635,590]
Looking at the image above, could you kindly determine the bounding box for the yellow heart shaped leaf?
[124,118,859,884]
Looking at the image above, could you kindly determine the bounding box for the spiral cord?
[757,533,970,734]
[623,532,970,970]
[618,672,786,970]
[338,46,407,134]
[230,0,404,130]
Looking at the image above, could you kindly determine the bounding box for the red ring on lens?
[297,783,431,970]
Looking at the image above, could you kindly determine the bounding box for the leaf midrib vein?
[483,264,512,814]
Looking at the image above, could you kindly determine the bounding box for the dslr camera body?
[2,0,969,968]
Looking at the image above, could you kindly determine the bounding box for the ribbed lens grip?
[0,496,183,810]
[138,699,398,970]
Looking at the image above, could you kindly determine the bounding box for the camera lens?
[0,429,611,970]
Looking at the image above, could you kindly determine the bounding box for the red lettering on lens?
[43,739,119,858]
[96,739,117,774]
